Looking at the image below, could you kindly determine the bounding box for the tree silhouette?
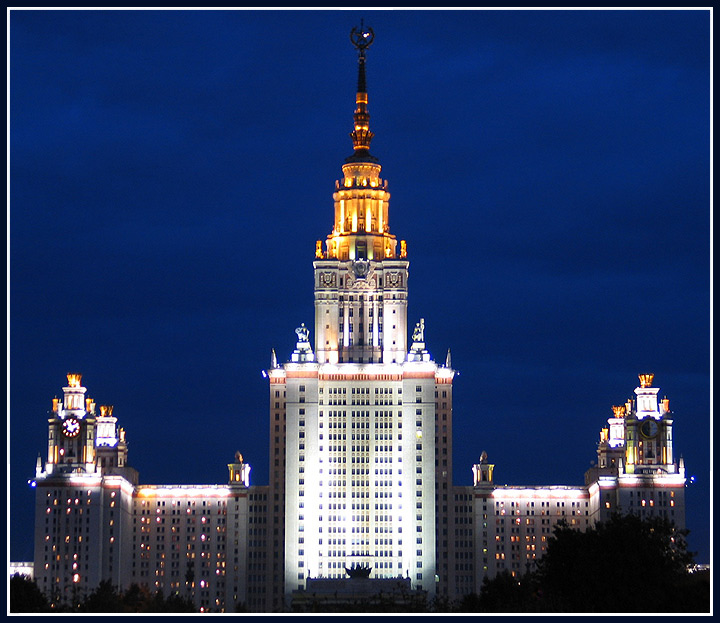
[462,515,707,613]
[80,579,123,612]
[10,574,50,613]
[468,570,536,613]
[534,514,699,612]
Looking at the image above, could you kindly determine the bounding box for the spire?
[355,28,368,94]
[347,21,377,163]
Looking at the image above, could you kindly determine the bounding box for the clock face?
[640,419,659,439]
[62,417,81,438]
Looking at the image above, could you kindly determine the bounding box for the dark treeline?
[10,577,196,613]
[456,514,709,614]
[11,515,710,614]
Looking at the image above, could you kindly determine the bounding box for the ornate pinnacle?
[66,373,82,388]
[350,20,374,53]
[350,21,374,91]
[347,21,377,162]
[638,373,655,388]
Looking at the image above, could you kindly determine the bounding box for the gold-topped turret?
[612,405,626,418]
[62,373,87,411]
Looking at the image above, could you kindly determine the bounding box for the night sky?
[9,9,711,567]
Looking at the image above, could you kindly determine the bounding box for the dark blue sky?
[9,9,710,566]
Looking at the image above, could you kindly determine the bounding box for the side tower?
[32,374,138,607]
[274,25,455,605]
[586,374,686,527]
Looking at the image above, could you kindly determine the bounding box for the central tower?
[313,24,408,365]
[271,25,455,605]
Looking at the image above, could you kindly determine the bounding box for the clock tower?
[45,374,97,475]
[33,374,138,604]
[624,373,675,471]
[587,374,685,527]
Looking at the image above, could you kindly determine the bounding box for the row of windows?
[138,500,227,508]
[319,411,405,419]
[294,387,445,397]
[496,500,587,508]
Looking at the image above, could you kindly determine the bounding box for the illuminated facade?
[32,374,137,604]
[267,26,453,604]
[586,373,686,526]
[464,373,686,589]
[29,27,686,613]
[30,368,686,611]
[31,373,253,612]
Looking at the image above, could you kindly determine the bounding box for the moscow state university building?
[30,28,687,612]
